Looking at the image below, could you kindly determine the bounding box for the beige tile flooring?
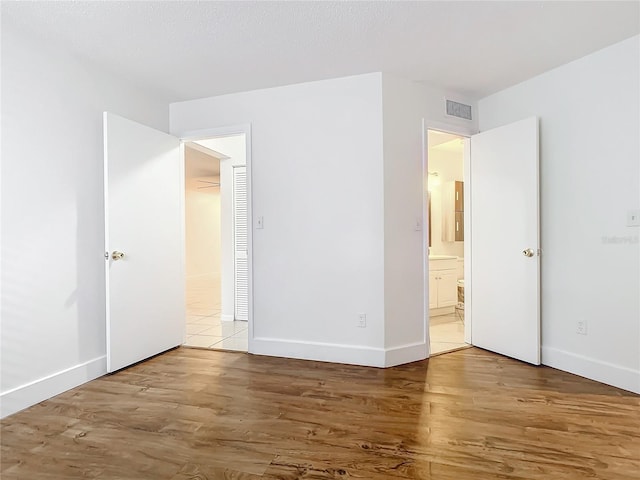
[430,308,469,355]
[184,274,248,352]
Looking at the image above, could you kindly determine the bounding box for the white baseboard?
[250,337,385,366]
[542,346,640,394]
[0,356,107,419]
[385,342,428,367]
[250,337,428,368]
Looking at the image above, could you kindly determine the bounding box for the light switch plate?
[627,210,640,227]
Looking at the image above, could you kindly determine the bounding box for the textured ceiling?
[2,1,639,102]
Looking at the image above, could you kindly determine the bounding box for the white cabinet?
[429,256,458,314]
[434,270,458,307]
[428,271,439,309]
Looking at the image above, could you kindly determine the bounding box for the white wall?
[184,176,221,278]
[428,147,465,258]
[0,22,168,417]
[196,136,246,321]
[478,35,640,393]
[171,74,387,365]
[380,74,477,357]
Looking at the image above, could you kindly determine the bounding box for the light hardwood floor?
[1,348,638,479]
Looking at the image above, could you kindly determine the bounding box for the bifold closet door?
[233,166,249,321]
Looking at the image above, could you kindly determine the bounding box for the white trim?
[103,112,112,369]
[252,337,386,367]
[179,142,187,344]
[221,314,235,322]
[462,137,472,344]
[421,119,430,353]
[178,125,251,142]
[0,356,107,419]
[426,119,477,138]
[251,338,428,369]
[385,342,428,367]
[542,346,640,394]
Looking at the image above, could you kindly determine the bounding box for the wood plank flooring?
[1,347,638,479]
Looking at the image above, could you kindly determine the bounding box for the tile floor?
[184,275,248,352]
[430,308,469,355]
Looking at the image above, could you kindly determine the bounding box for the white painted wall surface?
[0,22,168,417]
[184,176,221,278]
[478,35,640,393]
[380,74,477,358]
[381,75,426,357]
[195,136,246,321]
[171,74,387,365]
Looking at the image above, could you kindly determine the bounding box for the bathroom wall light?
[428,171,440,191]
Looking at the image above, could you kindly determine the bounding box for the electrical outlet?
[357,313,367,328]
[576,320,587,335]
[628,209,640,227]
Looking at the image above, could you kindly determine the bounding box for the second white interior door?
[469,116,540,365]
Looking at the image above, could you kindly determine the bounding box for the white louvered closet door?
[233,166,249,321]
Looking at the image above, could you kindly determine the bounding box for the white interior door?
[470,116,540,365]
[104,112,184,372]
[233,166,249,321]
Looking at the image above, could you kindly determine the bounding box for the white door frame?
[423,119,477,352]
[179,124,253,353]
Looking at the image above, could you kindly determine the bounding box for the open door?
[470,117,540,365]
[104,112,184,372]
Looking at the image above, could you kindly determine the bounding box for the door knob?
[522,248,534,257]
[111,251,125,261]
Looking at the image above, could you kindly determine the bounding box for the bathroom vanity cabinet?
[428,256,458,315]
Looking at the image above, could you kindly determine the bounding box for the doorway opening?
[183,134,248,352]
[427,129,470,355]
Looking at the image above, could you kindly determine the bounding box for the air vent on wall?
[445,99,472,121]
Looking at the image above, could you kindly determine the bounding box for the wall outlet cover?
[576,320,587,335]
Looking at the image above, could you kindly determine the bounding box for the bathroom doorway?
[427,129,470,355]
[183,134,248,352]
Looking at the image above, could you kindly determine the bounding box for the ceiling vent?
[445,99,472,121]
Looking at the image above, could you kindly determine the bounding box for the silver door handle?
[111,251,125,261]
[522,248,534,257]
